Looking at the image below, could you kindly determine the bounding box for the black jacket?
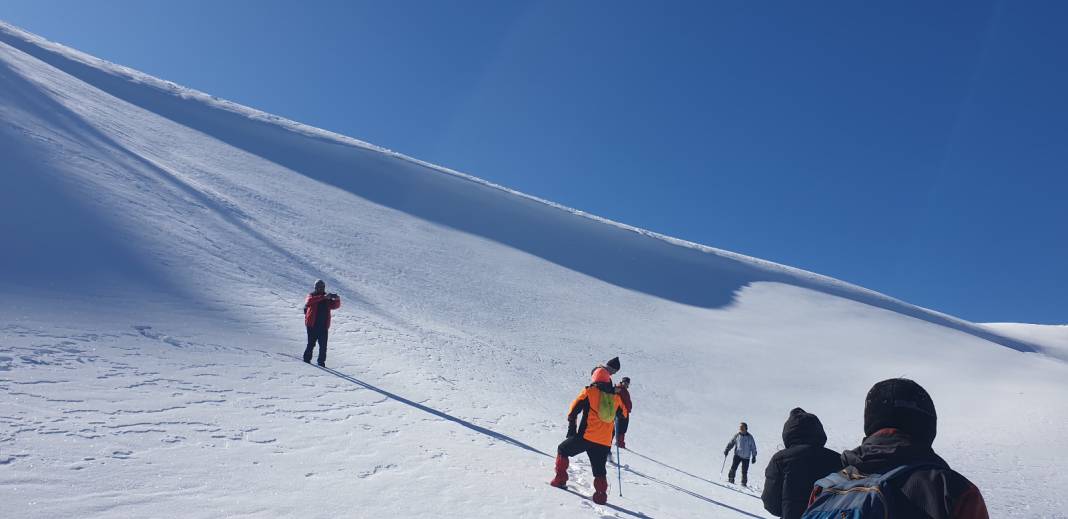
[822,429,988,519]
[762,408,842,519]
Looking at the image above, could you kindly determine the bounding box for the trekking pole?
[720,453,727,474]
[616,443,623,496]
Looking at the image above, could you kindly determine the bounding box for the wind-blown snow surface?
[983,323,1068,362]
[1,21,1065,518]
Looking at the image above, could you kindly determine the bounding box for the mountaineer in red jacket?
[303,279,341,367]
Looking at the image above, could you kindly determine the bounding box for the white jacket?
[725,432,757,459]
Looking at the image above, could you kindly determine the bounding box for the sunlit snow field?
[1,21,1065,518]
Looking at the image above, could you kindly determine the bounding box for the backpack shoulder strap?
[816,463,935,491]
[874,463,943,484]
[814,470,850,490]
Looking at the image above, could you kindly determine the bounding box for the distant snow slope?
[983,323,1068,362]
[1,21,1065,518]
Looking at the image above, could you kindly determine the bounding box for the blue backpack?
[800,465,932,519]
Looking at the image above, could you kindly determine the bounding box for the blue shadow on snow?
[0,26,1041,355]
[306,358,763,518]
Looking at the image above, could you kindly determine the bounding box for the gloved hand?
[723,450,729,457]
[751,456,757,464]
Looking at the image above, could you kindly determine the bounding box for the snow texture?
[1,20,1065,518]
[982,323,1068,362]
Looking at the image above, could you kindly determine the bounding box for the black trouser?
[615,414,629,436]
[728,454,750,484]
[557,436,611,477]
[304,327,328,364]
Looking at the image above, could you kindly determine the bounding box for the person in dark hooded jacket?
[761,408,842,519]
[808,378,988,519]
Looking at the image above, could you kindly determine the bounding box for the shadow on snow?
[0,26,1041,354]
[313,361,551,458]
[624,449,760,500]
[558,485,655,519]
[306,358,763,518]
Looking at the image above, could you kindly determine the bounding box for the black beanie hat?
[864,378,937,445]
[605,357,620,374]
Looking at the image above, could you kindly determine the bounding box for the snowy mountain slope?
[982,323,1068,362]
[1,21,1066,518]
[0,21,1040,355]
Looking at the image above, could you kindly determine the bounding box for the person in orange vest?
[550,367,629,504]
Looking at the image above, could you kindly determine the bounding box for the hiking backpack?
[800,465,933,519]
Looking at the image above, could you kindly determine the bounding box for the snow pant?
[614,414,629,447]
[615,414,629,436]
[304,327,328,364]
[728,454,750,485]
[557,436,611,477]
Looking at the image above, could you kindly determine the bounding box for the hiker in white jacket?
[724,422,758,487]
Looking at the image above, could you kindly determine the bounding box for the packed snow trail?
[1,312,772,518]
[1,20,1067,517]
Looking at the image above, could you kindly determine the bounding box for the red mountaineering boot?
[549,455,568,488]
[592,476,608,504]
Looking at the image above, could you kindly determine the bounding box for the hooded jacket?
[809,429,989,519]
[761,408,842,519]
[725,431,757,459]
[567,382,628,447]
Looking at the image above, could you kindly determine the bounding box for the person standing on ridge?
[804,378,989,519]
[724,421,758,487]
[303,279,341,367]
[762,408,842,519]
[550,368,629,504]
[615,377,632,449]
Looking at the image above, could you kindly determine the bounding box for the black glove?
[567,423,577,438]
[723,450,729,457]
[751,456,757,464]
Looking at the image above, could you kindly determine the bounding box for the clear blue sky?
[3,1,1065,323]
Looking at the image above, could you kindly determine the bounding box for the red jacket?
[304,293,341,328]
[617,386,632,414]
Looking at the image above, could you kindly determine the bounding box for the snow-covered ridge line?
[980,323,1068,361]
[0,21,841,281]
[4,19,1068,519]
[0,20,1034,353]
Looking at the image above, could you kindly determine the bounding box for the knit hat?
[864,378,937,445]
[605,357,620,374]
[314,279,326,289]
[591,367,612,384]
